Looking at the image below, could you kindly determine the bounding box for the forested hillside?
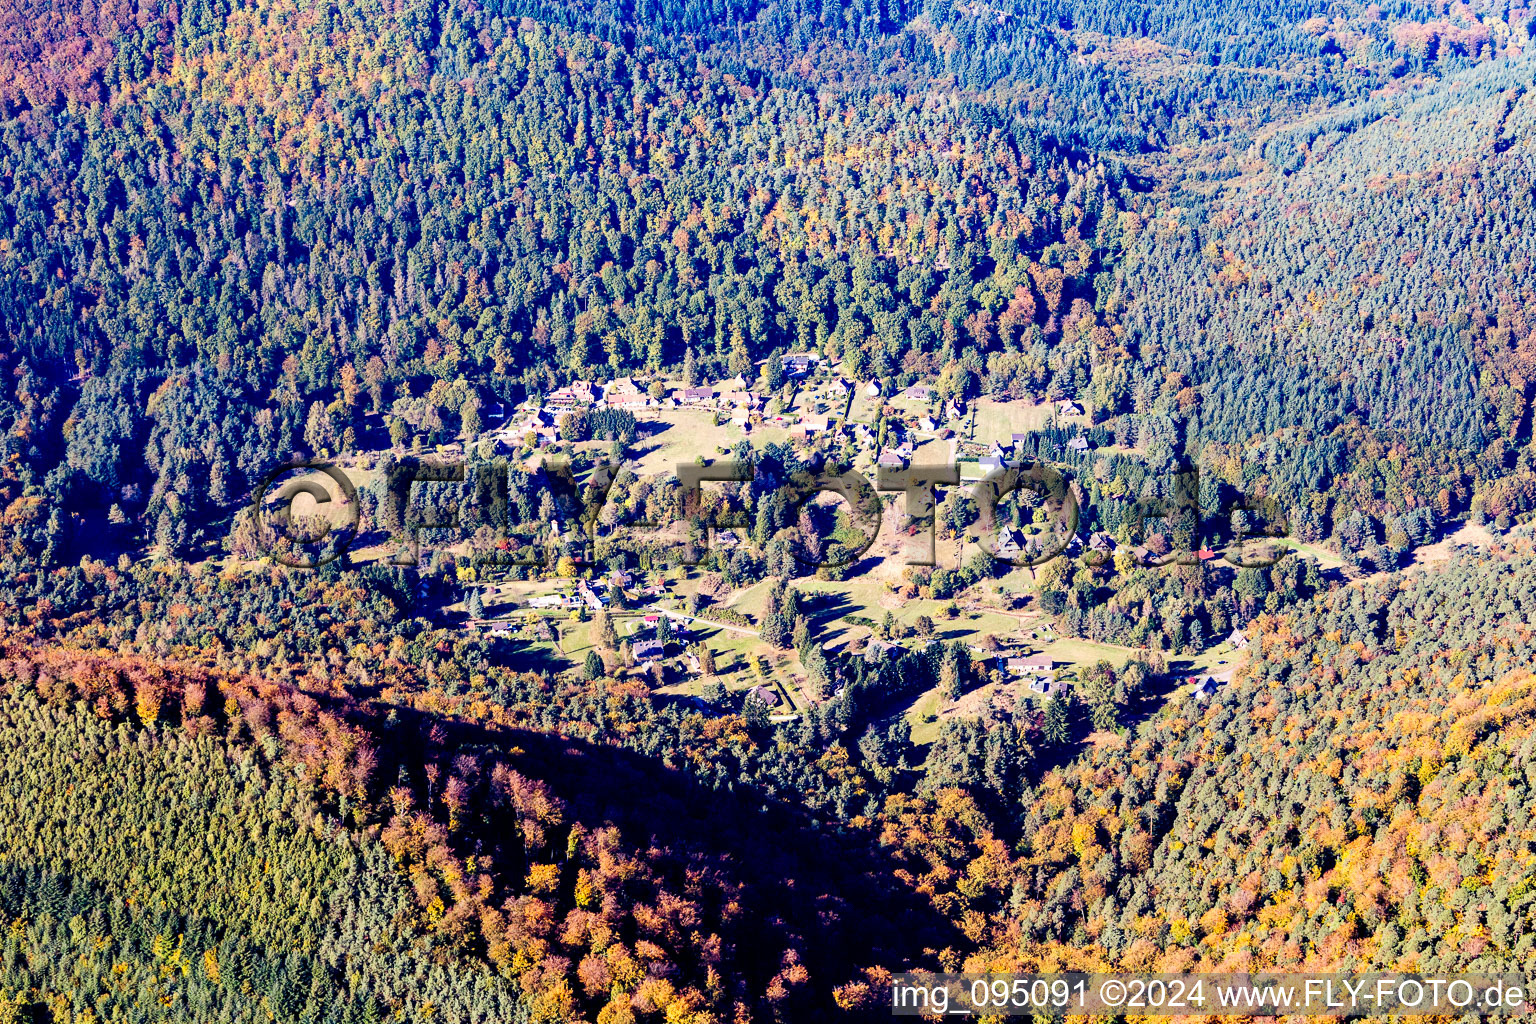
[0,0,1529,557]
[12,541,1536,1015]
[3,0,1536,1017]
[982,551,1536,975]
[0,680,512,1024]
[0,642,969,1021]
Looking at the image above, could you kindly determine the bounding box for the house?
[828,378,851,396]
[1191,676,1220,702]
[602,378,648,408]
[482,425,517,449]
[1227,629,1249,650]
[988,440,1008,459]
[863,380,883,397]
[1132,546,1152,565]
[1067,435,1090,453]
[993,527,1025,560]
[715,529,742,548]
[542,385,577,409]
[520,409,552,434]
[487,402,507,421]
[1056,399,1083,417]
[793,414,829,437]
[864,637,904,664]
[527,594,571,609]
[606,391,650,410]
[546,381,597,409]
[917,416,938,432]
[877,450,906,469]
[783,353,819,376]
[677,387,715,405]
[715,390,753,409]
[746,684,782,707]
[1006,654,1054,676]
[1089,531,1117,553]
[633,639,665,663]
[578,581,607,611]
[946,401,964,420]
[979,455,1004,474]
[1029,674,1064,697]
[685,653,702,673]
[607,569,633,590]
[903,385,935,402]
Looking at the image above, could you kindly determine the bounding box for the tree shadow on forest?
[1116,663,1197,732]
[380,702,962,1004]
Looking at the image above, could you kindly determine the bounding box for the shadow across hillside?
[378,702,962,1013]
[798,590,858,636]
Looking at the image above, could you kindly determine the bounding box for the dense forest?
[0,0,1530,558]
[3,0,1536,1016]
[12,528,1536,1016]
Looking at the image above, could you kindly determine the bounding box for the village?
[474,351,1092,478]
[424,351,1254,746]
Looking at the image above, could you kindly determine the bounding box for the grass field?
[1276,536,1348,569]
[906,691,944,745]
[970,398,1085,442]
[629,411,790,477]
[719,578,774,619]
[846,393,883,424]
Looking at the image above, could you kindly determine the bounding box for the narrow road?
[663,610,760,637]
